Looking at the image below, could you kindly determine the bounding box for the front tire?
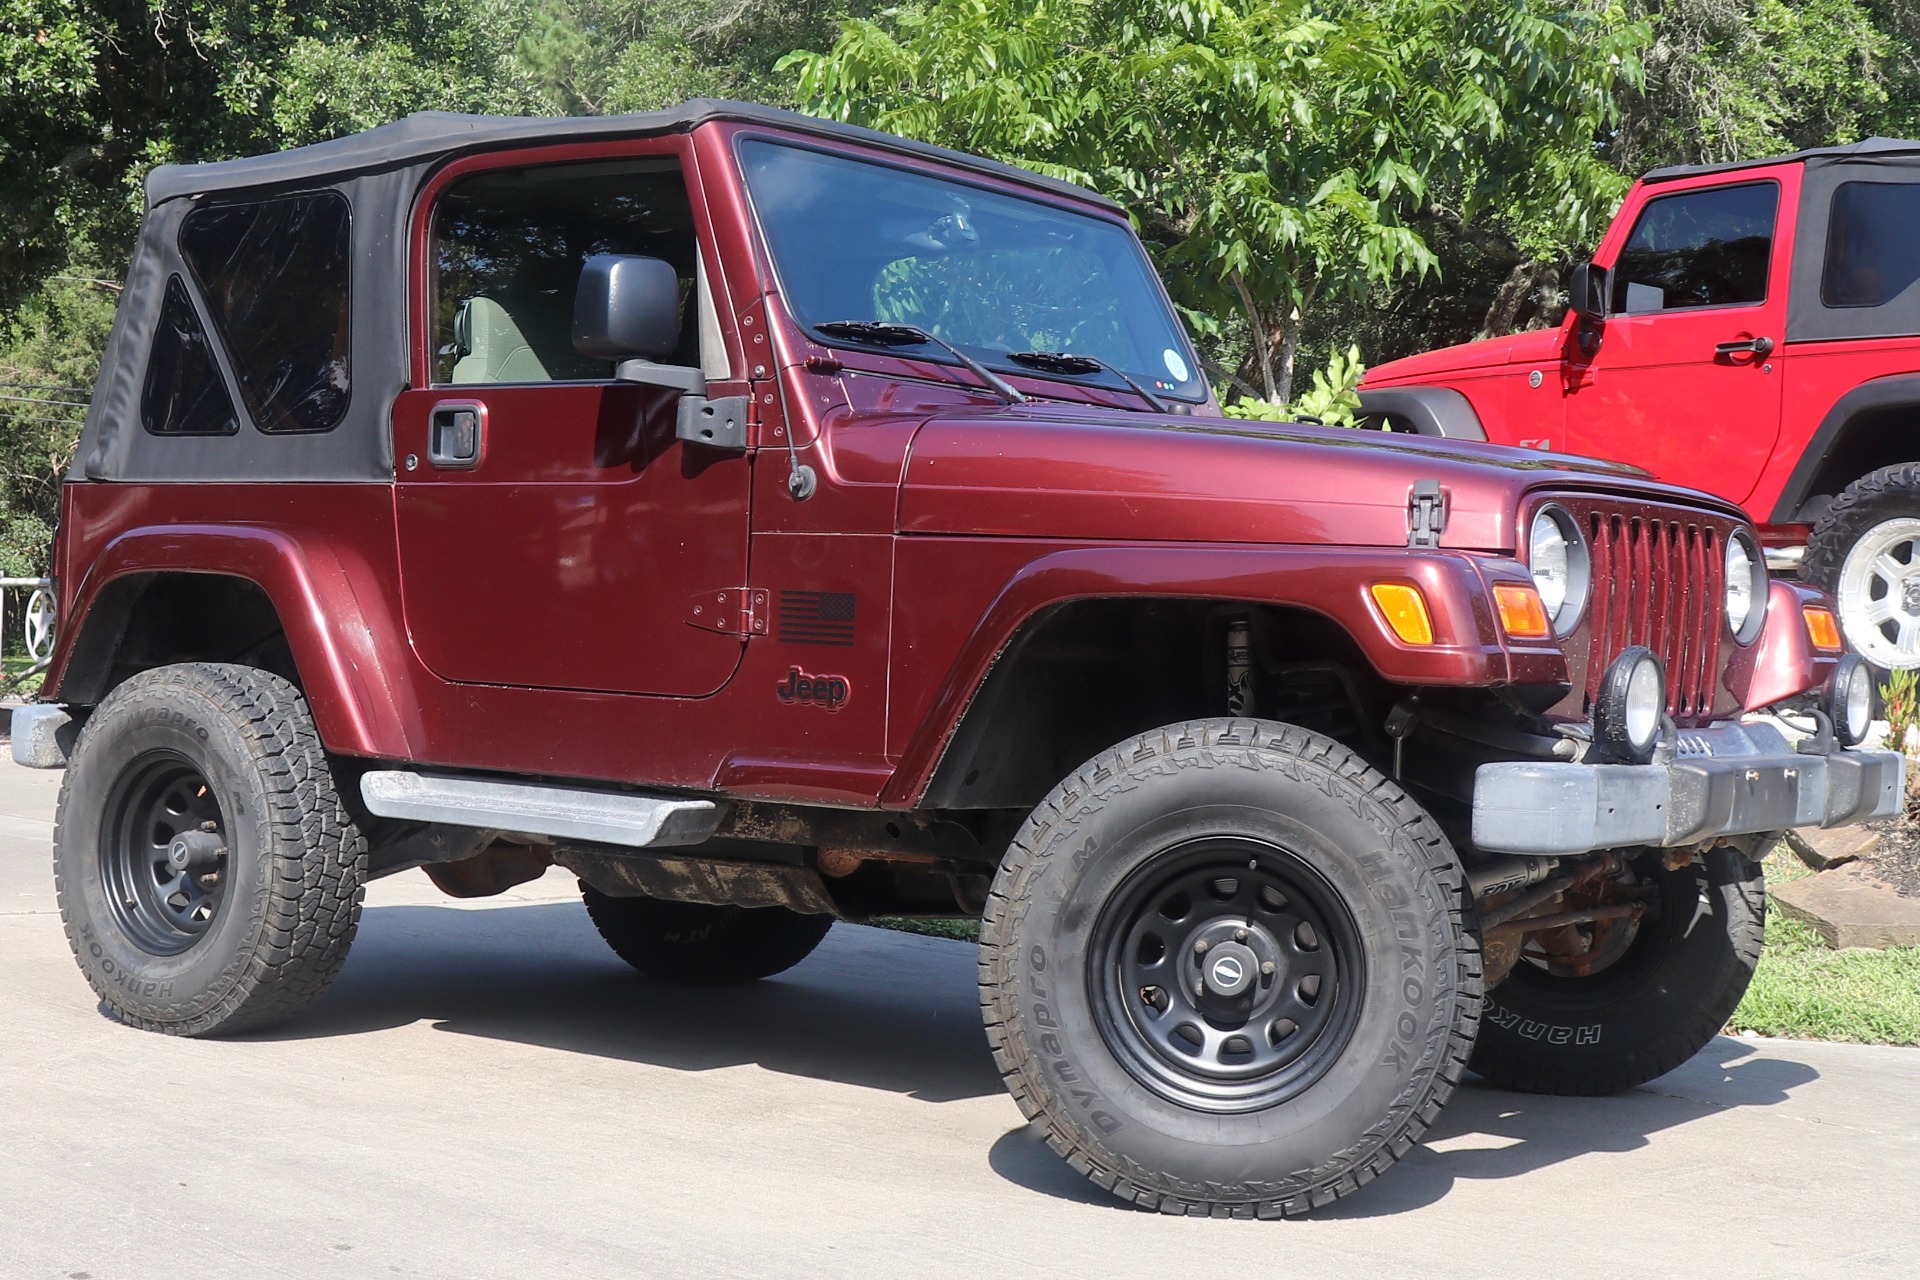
[1469,846,1765,1095]
[581,887,834,983]
[53,664,367,1036]
[981,719,1482,1218]
[1805,463,1920,670]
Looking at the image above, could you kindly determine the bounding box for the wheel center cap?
[1202,941,1259,997]
[1902,577,1920,615]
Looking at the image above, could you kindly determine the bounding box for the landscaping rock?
[1786,825,1881,871]
[1772,862,1920,948]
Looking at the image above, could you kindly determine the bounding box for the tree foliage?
[787,0,1645,403]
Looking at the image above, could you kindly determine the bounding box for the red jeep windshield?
[739,138,1207,403]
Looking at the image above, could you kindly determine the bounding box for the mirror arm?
[615,358,707,396]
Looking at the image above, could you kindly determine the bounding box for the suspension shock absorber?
[1226,618,1254,717]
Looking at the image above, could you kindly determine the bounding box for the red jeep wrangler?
[1360,138,1920,671]
[14,102,1899,1217]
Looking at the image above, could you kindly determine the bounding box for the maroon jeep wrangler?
[16,101,1899,1217]
[1360,138,1920,672]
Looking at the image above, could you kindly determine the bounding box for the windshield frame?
[730,131,1209,406]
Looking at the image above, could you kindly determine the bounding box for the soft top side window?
[141,275,239,437]
[180,190,352,434]
[430,157,705,386]
[1611,182,1778,314]
[1822,181,1920,308]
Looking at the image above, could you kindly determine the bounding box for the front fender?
[48,523,417,759]
[882,540,1567,806]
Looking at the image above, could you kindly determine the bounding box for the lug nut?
[1234,927,1249,942]
[1194,939,1210,954]
[1261,961,1276,975]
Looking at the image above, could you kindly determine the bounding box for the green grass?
[871,846,1920,1046]
[1,653,42,698]
[1728,850,1920,1046]
[869,916,981,942]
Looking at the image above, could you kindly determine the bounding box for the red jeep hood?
[898,405,1694,552]
[1364,327,1566,386]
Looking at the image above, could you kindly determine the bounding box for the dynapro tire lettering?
[1026,944,1122,1135]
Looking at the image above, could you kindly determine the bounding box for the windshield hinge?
[687,588,769,637]
[1407,480,1449,548]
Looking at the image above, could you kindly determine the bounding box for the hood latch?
[1407,479,1449,548]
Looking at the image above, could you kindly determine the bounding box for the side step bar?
[360,771,721,849]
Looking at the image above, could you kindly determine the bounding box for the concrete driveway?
[2,761,1915,1280]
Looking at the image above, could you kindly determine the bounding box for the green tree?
[787,0,1645,405]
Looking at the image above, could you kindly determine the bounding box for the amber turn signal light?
[1370,583,1435,646]
[1804,605,1843,653]
[1492,582,1552,640]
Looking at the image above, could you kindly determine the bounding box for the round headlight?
[1596,645,1666,763]
[1827,654,1876,747]
[1725,531,1766,644]
[1528,506,1590,637]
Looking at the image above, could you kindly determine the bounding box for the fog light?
[1826,654,1875,747]
[1595,645,1665,763]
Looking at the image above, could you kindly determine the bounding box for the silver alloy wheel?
[1836,516,1920,669]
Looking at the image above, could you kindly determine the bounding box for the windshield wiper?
[1004,350,1172,413]
[814,320,1026,405]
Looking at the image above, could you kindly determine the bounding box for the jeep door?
[392,141,752,697]
[1564,165,1798,505]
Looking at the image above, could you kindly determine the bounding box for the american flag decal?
[778,591,857,647]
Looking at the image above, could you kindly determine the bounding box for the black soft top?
[1643,136,1920,184]
[144,99,1116,211]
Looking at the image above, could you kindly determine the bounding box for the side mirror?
[573,253,682,362]
[572,252,745,450]
[1569,262,1608,323]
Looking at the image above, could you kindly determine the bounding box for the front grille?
[1581,506,1725,721]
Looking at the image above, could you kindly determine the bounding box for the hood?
[1363,326,1567,387]
[898,405,1728,551]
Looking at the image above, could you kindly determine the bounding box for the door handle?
[428,401,486,469]
[1714,336,1775,359]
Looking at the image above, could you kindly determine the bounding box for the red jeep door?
[393,142,752,696]
[1564,166,1798,504]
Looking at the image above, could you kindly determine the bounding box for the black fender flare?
[1770,373,1920,523]
[1355,385,1488,440]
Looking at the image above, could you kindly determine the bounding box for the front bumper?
[1472,721,1903,856]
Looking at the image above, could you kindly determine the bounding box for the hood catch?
[1407,479,1449,548]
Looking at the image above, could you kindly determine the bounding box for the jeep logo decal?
[776,666,850,711]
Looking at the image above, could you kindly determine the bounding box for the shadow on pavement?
[263,898,1822,1212]
[988,1037,1821,1216]
[262,899,1005,1104]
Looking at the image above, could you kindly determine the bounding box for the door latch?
[1713,336,1775,360]
[1407,479,1449,548]
[428,402,485,469]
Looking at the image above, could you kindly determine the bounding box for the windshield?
[738,139,1207,403]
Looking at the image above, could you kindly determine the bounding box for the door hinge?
[1407,479,1449,548]
[687,588,769,636]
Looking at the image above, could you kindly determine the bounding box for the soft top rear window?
[1822,181,1920,308]
[180,190,352,434]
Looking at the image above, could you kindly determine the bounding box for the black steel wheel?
[1090,837,1364,1114]
[54,663,366,1036]
[100,754,231,956]
[982,719,1481,1218]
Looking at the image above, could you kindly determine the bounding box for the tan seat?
[448,297,552,384]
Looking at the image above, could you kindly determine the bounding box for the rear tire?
[981,719,1481,1218]
[1469,846,1765,1095]
[581,886,833,983]
[53,663,366,1036]
[1805,463,1920,671]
